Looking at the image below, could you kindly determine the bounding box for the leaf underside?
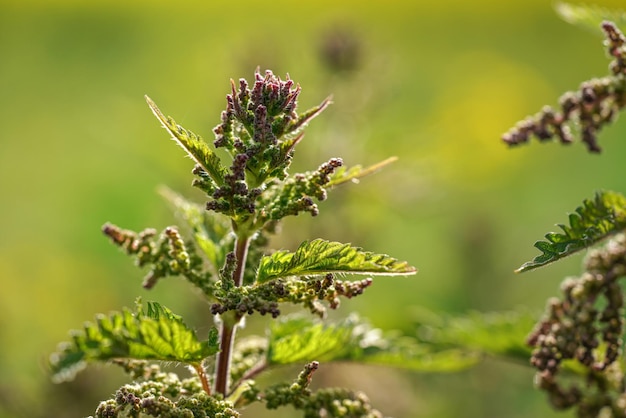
[49,299,219,383]
[256,238,417,282]
[517,190,626,272]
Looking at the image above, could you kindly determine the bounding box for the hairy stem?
[214,235,251,396]
[193,363,212,396]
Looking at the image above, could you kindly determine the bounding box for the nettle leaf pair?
[50,70,424,417]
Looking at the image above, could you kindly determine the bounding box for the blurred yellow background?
[1,1,626,416]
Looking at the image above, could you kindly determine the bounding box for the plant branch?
[230,360,268,394]
[215,235,251,396]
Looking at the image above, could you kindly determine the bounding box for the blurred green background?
[2,0,626,416]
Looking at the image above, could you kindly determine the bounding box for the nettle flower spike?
[208,70,331,218]
[102,223,211,293]
[148,70,332,224]
[147,70,399,232]
[51,68,423,417]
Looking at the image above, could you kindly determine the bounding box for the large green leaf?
[49,299,219,383]
[266,315,477,372]
[146,96,227,186]
[517,190,626,272]
[256,239,417,282]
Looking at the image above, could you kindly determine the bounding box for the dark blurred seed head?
[319,28,362,74]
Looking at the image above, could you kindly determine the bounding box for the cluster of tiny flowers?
[263,362,318,409]
[261,362,383,418]
[197,69,331,221]
[200,70,329,221]
[91,373,241,418]
[204,154,262,215]
[502,21,626,153]
[527,233,626,413]
[102,223,157,267]
[334,278,374,301]
[210,283,282,318]
[213,71,301,150]
[211,264,283,317]
[281,273,341,316]
[210,273,374,319]
[603,21,626,76]
[259,158,344,221]
[102,223,211,294]
[301,388,384,418]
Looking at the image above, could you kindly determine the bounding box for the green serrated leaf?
[256,239,417,282]
[49,299,219,383]
[146,96,227,185]
[555,2,626,35]
[327,157,398,187]
[517,190,626,273]
[267,315,478,372]
[267,317,354,364]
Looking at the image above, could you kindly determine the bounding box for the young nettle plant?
[48,6,626,418]
[49,70,421,417]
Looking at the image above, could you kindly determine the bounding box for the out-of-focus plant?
[503,5,626,416]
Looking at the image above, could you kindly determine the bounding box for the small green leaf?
[555,2,626,35]
[49,299,219,383]
[517,190,626,273]
[256,239,417,282]
[327,157,398,187]
[283,96,332,136]
[146,96,227,186]
[267,315,478,372]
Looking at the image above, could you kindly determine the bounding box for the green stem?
[214,235,251,396]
